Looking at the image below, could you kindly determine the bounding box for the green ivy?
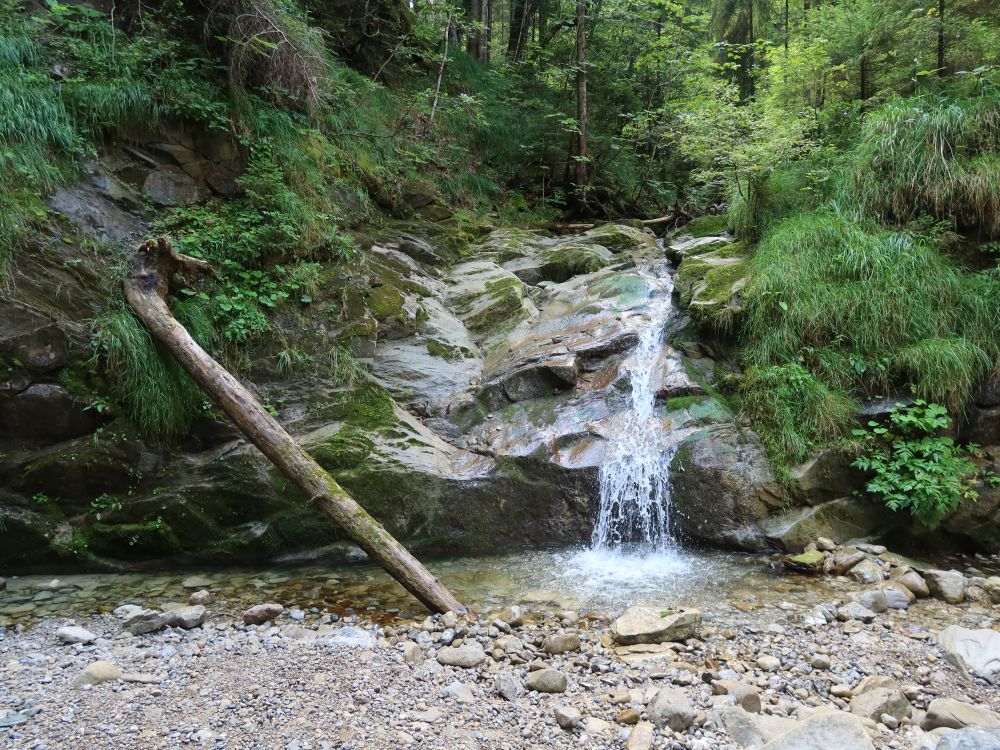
[851,400,982,528]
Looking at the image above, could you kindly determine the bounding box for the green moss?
[580,223,654,252]
[312,426,376,471]
[463,284,526,331]
[85,520,181,558]
[426,338,466,361]
[329,385,398,429]
[665,395,708,412]
[676,250,750,330]
[683,215,729,238]
[695,263,749,305]
[366,285,407,321]
[538,243,611,281]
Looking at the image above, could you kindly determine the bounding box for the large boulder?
[941,448,1000,552]
[612,606,702,645]
[936,627,1000,684]
[672,239,749,329]
[849,687,911,723]
[935,727,1000,750]
[759,713,874,750]
[922,698,1000,730]
[648,687,696,731]
[759,497,900,552]
[670,425,784,549]
[925,570,966,604]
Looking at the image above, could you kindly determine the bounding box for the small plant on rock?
[851,400,982,527]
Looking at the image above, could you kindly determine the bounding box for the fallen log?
[123,237,465,615]
[640,213,675,226]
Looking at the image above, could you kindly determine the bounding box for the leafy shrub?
[851,401,982,527]
[727,165,825,242]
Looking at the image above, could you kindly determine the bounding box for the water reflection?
[0,545,839,627]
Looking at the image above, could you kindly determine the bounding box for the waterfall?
[592,271,677,549]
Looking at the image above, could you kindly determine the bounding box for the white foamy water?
[591,269,678,549]
[557,265,700,604]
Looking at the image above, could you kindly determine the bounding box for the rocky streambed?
[2,539,998,750]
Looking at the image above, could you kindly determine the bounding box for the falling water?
[592,271,677,549]
[557,265,696,601]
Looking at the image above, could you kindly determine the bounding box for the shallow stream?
[4,544,989,631]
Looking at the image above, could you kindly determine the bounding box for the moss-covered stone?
[312,426,375,470]
[536,243,613,281]
[675,244,750,330]
[682,215,729,238]
[366,285,406,321]
[327,385,398,429]
[665,395,708,412]
[579,223,656,253]
[85,520,182,559]
[426,338,468,361]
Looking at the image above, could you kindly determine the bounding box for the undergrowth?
[90,302,216,438]
[851,81,1000,237]
[852,401,985,528]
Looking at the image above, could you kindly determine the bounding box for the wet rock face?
[669,424,784,549]
[0,384,103,445]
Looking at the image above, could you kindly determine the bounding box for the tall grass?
[727,162,839,241]
[851,88,1000,236]
[742,207,999,413]
[737,364,858,468]
[90,302,216,438]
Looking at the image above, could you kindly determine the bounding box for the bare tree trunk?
[468,0,482,60]
[123,238,466,616]
[784,0,789,52]
[574,0,589,201]
[424,9,453,137]
[937,0,945,76]
[508,0,532,60]
[484,0,492,62]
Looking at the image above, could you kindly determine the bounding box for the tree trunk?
[508,0,531,60]
[784,0,789,52]
[937,0,945,76]
[467,0,481,60]
[860,52,870,106]
[424,9,453,137]
[484,0,492,62]
[574,0,588,200]
[123,237,466,616]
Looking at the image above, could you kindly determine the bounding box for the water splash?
[592,271,678,549]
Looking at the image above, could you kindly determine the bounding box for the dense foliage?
[851,401,988,528]
[2,0,998,522]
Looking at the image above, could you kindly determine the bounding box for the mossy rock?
[85,520,182,559]
[312,426,376,471]
[665,395,708,412]
[783,549,825,573]
[478,228,554,261]
[681,215,729,238]
[536,243,613,282]
[675,247,750,329]
[326,385,398,429]
[426,338,470,361]
[579,223,656,253]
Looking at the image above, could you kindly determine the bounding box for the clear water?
[0,548,799,626]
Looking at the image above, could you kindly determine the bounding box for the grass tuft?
[90,302,216,438]
[851,87,1000,236]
